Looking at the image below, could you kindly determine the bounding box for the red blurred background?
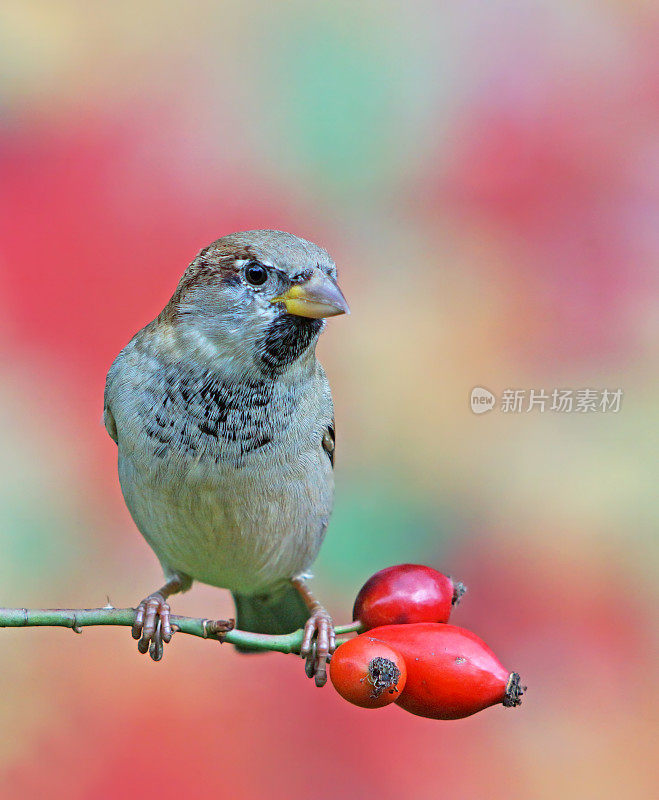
[0,2,656,798]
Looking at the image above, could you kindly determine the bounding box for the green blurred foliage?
[317,473,460,592]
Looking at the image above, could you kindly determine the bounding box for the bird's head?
[162,230,349,378]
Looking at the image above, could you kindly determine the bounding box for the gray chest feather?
[106,343,335,590]
[109,346,332,476]
[141,367,288,466]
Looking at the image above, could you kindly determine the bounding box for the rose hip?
[353,564,466,630]
[329,636,407,709]
[366,623,524,719]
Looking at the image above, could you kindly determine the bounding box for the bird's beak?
[271,271,349,319]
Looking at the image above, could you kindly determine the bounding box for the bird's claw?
[132,593,173,661]
[300,608,335,687]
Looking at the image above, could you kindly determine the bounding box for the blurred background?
[0,1,657,798]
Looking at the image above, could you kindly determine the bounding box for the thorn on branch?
[202,618,235,642]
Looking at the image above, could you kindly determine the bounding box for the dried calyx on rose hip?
[365,623,525,720]
[353,564,466,630]
[329,636,407,709]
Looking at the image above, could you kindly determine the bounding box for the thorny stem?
[0,606,363,655]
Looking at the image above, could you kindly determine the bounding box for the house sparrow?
[104,230,348,685]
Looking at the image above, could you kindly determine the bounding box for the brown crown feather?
[158,243,258,323]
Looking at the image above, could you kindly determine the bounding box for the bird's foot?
[300,607,336,687]
[132,592,174,662]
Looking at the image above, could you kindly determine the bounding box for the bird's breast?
[111,352,334,592]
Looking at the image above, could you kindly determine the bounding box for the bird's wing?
[103,402,118,444]
[103,359,119,444]
[322,419,335,467]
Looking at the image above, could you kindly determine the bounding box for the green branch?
[0,606,362,654]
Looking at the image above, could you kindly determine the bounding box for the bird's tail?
[232,584,309,653]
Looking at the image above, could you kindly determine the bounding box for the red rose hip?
[367,623,524,719]
[329,636,407,709]
[353,564,466,630]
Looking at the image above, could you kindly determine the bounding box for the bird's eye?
[244,263,268,286]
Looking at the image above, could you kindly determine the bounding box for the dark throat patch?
[257,315,323,378]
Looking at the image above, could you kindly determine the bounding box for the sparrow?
[103,230,349,685]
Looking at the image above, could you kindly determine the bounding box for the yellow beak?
[271,271,349,319]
